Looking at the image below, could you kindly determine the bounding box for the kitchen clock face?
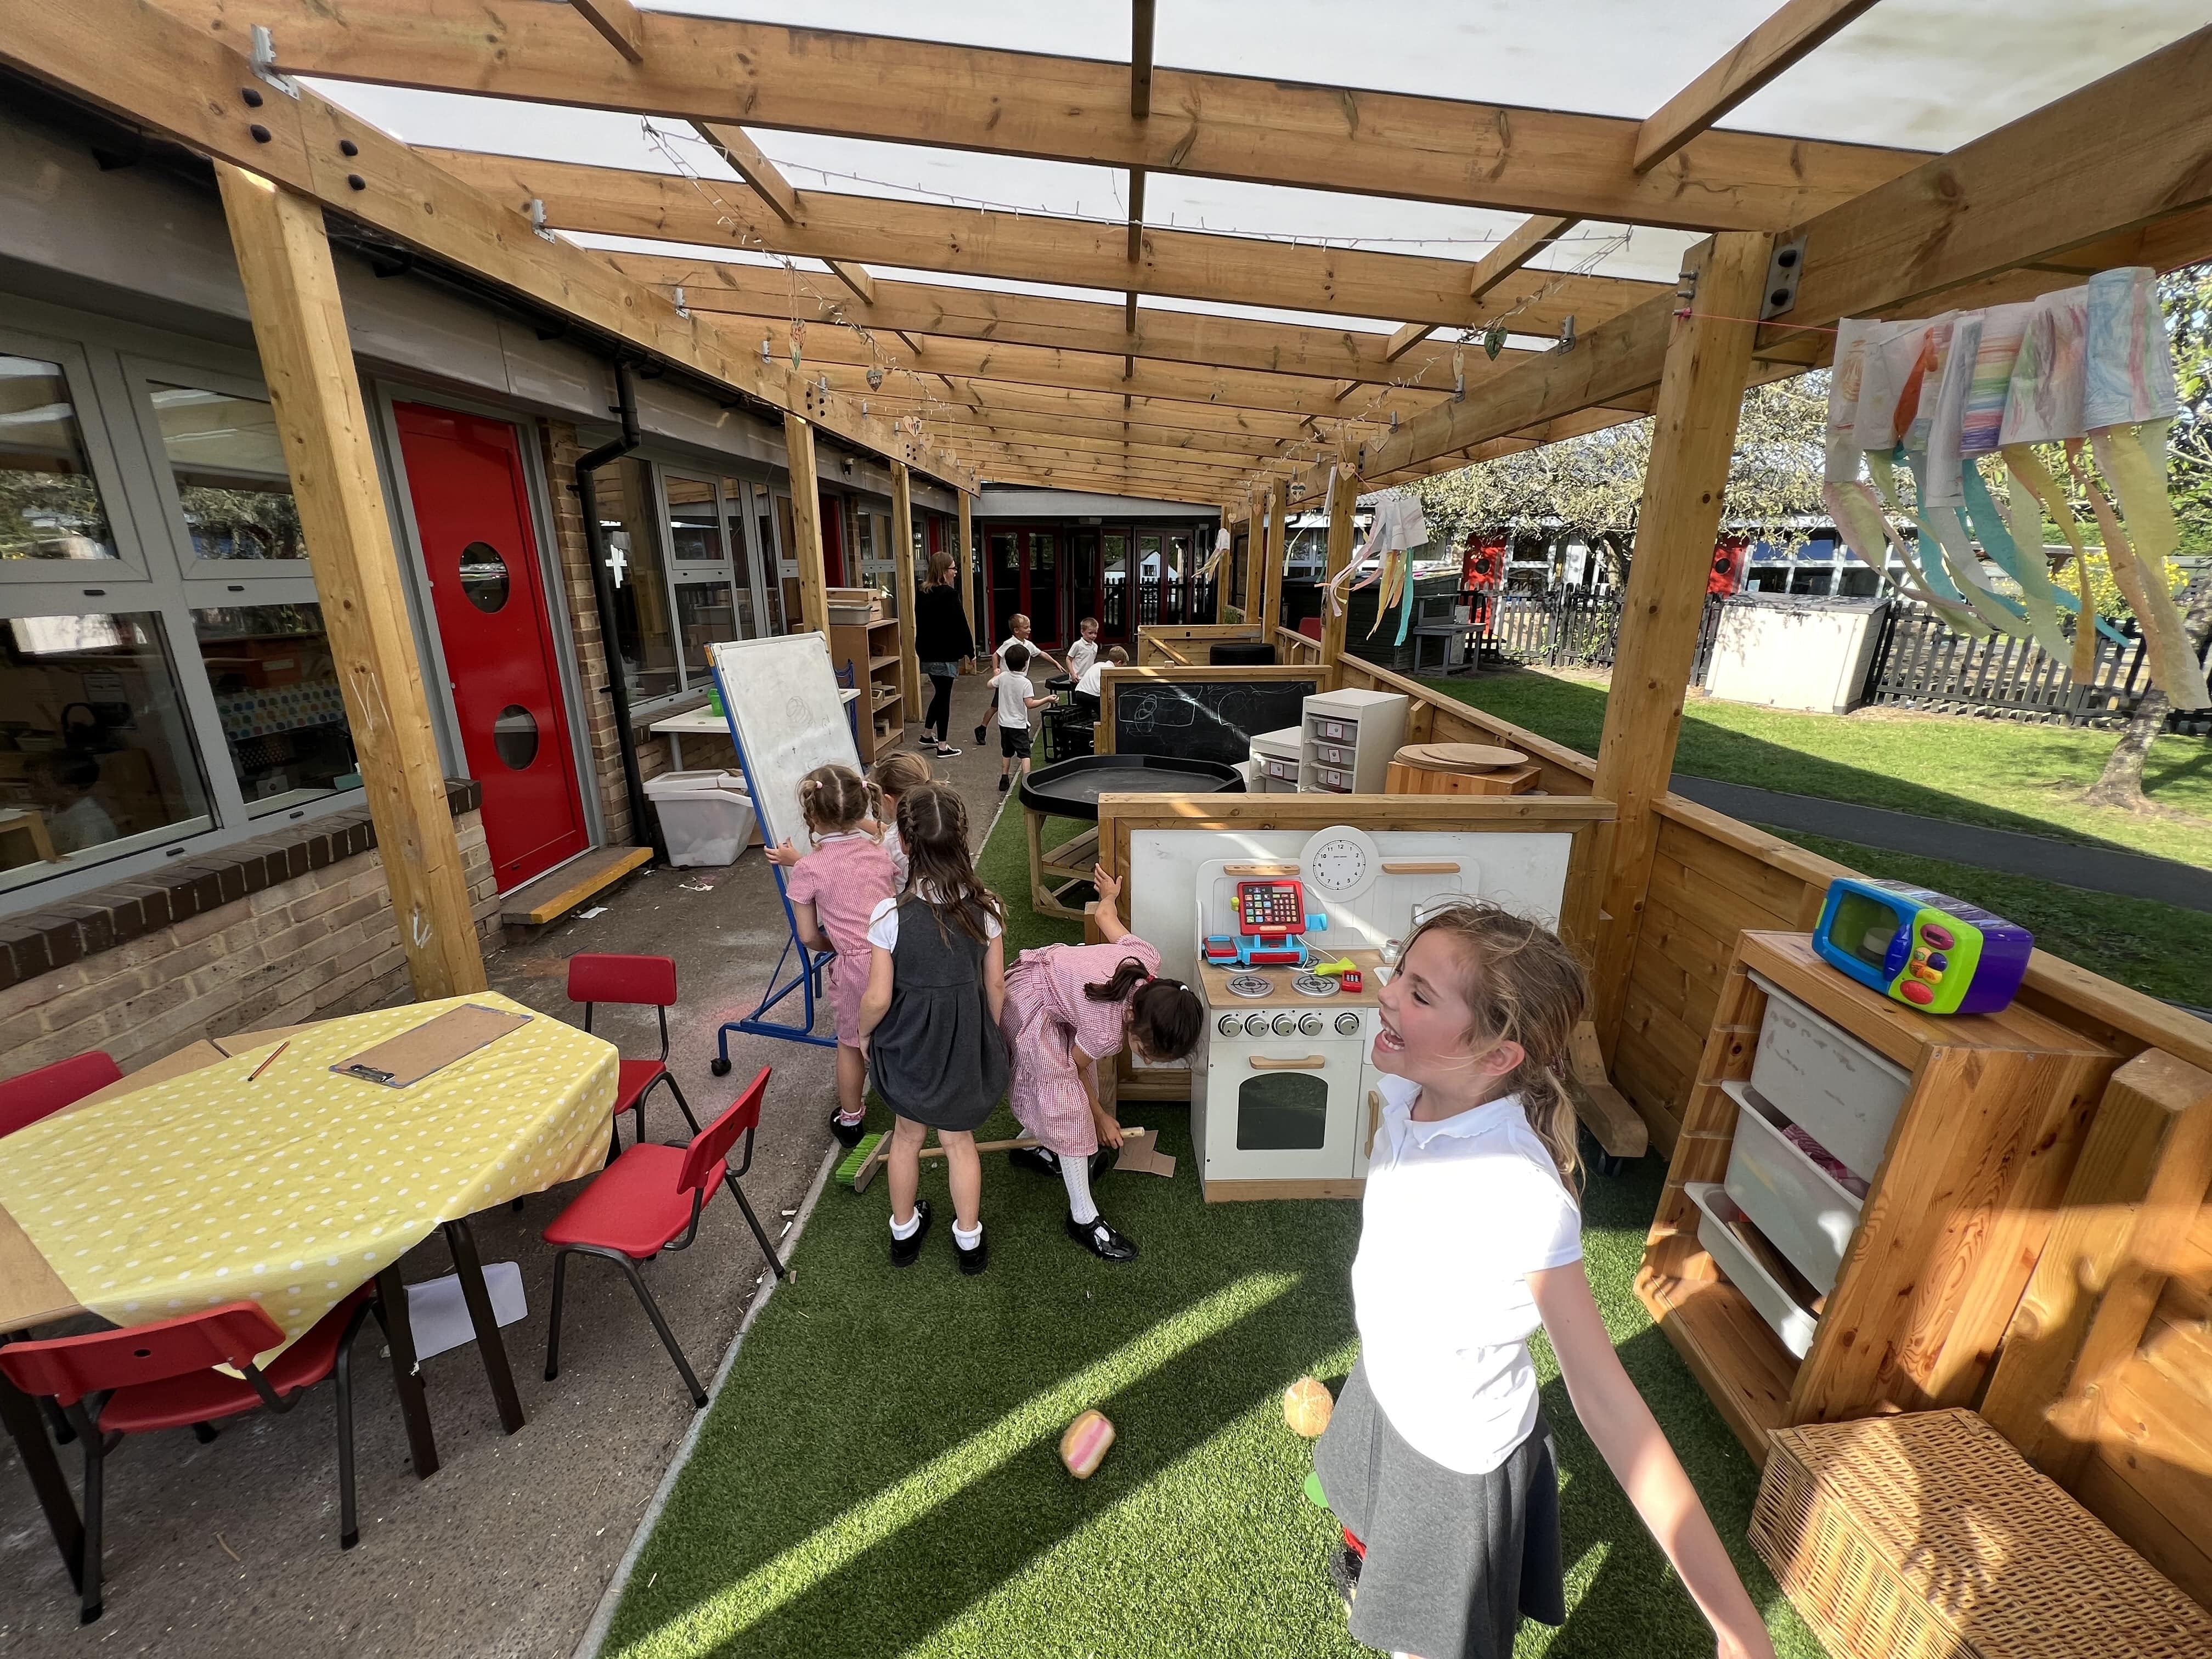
[1302,826,1379,902]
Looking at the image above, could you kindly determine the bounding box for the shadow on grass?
[1418,668,2198,865]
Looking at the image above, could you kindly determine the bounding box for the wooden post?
[1243,489,1267,630]
[1261,476,1291,647]
[213,163,485,1000]
[956,490,977,663]
[1319,462,1359,684]
[1588,232,1769,1052]
[890,460,920,713]
[783,411,831,637]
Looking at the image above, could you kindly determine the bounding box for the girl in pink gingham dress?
[1000,865,1203,1261]
[769,765,897,1148]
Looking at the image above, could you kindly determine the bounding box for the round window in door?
[493,704,539,769]
[459,540,510,612]
[1237,1070,1329,1150]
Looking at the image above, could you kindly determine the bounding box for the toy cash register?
[1812,876,2032,1014]
[1203,878,1328,968]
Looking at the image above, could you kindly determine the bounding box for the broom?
[833,1127,1146,1194]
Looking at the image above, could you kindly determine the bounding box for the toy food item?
[1282,1376,1335,1438]
[1059,1408,1115,1478]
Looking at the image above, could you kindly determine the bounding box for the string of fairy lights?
[631,116,1637,488]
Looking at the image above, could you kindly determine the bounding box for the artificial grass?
[1417,667,2212,870]
[598,800,1827,1659]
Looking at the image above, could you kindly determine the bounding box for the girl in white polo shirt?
[1313,900,1773,1659]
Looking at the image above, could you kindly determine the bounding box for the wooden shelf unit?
[830,614,905,763]
[1637,932,2115,1464]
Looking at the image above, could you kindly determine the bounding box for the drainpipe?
[574,360,655,851]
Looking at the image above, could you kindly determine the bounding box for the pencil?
[247,1040,289,1081]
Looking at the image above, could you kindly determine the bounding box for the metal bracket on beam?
[528,199,556,242]
[249,25,299,99]
[1761,237,1807,319]
[672,285,691,319]
[1554,316,1577,354]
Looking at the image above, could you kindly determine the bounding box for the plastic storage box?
[1722,1081,1864,1294]
[1748,974,1911,1182]
[645,770,757,867]
[1688,1181,1819,1358]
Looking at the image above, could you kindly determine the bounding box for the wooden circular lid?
[1391,742,1527,773]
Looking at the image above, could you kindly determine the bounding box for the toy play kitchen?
[1189,825,1470,1199]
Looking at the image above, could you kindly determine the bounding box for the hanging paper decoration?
[1825,268,2205,712]
[1350,492,1428,644]
[1197,525,1232,585]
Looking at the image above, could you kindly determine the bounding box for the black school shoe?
[955,1231,989,1276]
[829,1109,866,1149]
[974,722,989,743]
[1011,1146,1118,1180]
[1327,1545,1362,1611]
[890,1199,933,1267]
[1066,1215,1139,1261]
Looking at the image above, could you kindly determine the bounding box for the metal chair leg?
[189,1421,219,1444]
[614,1258,707,1408]
[334,1336,359,1550]
[543,1251,570,1383]
[658,1073,702,1135]
[78,1431,104,1625]
[722,1172,788,1280]
[42,1396,76,1446]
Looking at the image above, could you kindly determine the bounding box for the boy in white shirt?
[1073,644,1126,719]
[988,642,1053,793]
[974,613,1063,747]
[1064,617,1101,684]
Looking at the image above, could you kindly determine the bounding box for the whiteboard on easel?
[707,634,860,851]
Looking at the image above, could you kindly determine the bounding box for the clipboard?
[330,1004,532,1088]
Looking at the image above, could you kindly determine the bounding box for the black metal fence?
[1472,588,1730,683]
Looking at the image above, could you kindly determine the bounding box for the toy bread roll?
[1283,1376,1335,1438]
[1059,1408,1115,1479]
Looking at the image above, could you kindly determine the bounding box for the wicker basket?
[1750,1410,2212,1659]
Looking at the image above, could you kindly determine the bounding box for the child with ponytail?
[1313,899,1774,1659]
[766,765,896,1150]
[1000,864,1202,1261]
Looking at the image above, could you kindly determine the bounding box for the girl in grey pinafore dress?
[867,891,1009,1130]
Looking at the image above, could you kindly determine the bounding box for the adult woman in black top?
[911,549,975,757]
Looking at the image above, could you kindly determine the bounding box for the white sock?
[1060,1153,1100,1226]
[890,1209,922,1241]
[835,1105,864,1125]
[952,1220,983,1250]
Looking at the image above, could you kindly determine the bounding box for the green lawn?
[597,802,1826,1659]
[1418,669,2212,870]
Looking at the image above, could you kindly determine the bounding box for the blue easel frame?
[703,646,853,1072]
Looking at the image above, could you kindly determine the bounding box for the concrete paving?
[0,676,1009,1659]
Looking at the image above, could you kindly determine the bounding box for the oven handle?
[1247,1054,1328,1070]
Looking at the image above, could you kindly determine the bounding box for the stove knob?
[1218,1014,1240,1037]
[1244,1013,1272,1037]
[1299,1013,1324,1036]
[1272,1012,1298,1036]
[1335,1012,1362,1035]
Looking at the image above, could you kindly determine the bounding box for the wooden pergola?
[5,0,2209,1024]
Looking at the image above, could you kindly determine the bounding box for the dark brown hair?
[1084,957,1203,1062]
[1399,899,1589,1190]
[895,783,1004,945]
[797,764,876,841]
[925,549,956,588]
[1003,642,1030,674]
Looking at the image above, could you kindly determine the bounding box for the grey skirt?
[1312,1359,1565,1659]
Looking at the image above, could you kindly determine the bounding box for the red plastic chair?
[1,1051,123,1139]
[542,1064,786,1408]
[0,1289,383,1624]
[567,952,699,1154]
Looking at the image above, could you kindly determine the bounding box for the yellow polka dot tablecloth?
[0,993,617,1361]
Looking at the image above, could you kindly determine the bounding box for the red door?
[394,404,589,889]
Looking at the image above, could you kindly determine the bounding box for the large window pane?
[600,458,678,700]
[675,580,737,679]
[719,478,765,639]
[191,602,357,812]
[0,356,117,562]
[149,383,305,562]
[1,611,212,879]
[664,475,724,561]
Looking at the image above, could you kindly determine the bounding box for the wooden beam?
[1126,167,1147,264]
[0,0,980,494]
[931,416,1299,460]
[1587,232,1770,1053]
[785,411,831,636]
[569,0,643,64]
[426,150,1651,338]
[1361,26,2212,485]
[1260,477,1290,637]
[689,120,803,225]
[1130,0,1154,119]
[1319,461,1359,674]
[228,0,1928,229]
[213,163,485,998]
[1383,322,1433,364]
[941,440,1251,484]
[1469,213,1581,301]
[890,460,921,713]
[956,490,976,651]
[906,378,1370,443]
[825,258,877,306]
[1634,0,1878,173]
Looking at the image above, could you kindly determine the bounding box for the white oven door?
[1205,1042,1364,1183]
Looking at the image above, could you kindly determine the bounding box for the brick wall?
[0,789,501,1079]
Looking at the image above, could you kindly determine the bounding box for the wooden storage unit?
[829,614,905,763]
[1638,932,2115,1464]
[1384,742,1539,797]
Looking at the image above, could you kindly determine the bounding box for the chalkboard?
[1111,676,1316,765]
[707,633,861,851]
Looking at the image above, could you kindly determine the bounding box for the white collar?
[1391,1090,1525,1148]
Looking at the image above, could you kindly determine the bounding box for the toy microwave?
[1812,877,2032,1015]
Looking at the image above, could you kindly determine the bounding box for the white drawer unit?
[1687,1182,1819,1359]
[1721,1081,1864,1294]
[1747,973,1911,1183]
[1247,725,1305,794]
[1297,689,1408,794]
